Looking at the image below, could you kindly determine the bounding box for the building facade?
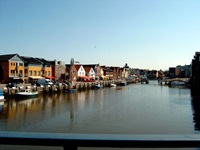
[0,54,25,83]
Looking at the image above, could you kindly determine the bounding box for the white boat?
[170,81,186,87]
[94,84,103,89]
[110,83,116,87]
[0,90,5,105]
[15,89,39,99]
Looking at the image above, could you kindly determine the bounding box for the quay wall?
[0,80,136,97]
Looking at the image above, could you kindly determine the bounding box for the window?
[34,71,36,76]
[19,63,23,66]
[19,70,23,77]
[29,71,32,76]
[48,71,50,76]
[11,70,15,76]
[38,71,40,76]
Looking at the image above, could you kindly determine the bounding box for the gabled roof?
[74,64,82,71]
[65,64,77,72]
[35,57,51,66]
[83,66,93,74]
[20,56,42,65]
[83,64,99,67]
[0,54,20,62]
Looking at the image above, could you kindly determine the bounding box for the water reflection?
[191,96,200,131]
[0,81,196,134]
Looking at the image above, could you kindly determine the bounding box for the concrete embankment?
[0,80,134,97]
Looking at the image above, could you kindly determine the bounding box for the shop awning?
[79,76,90,80]
[29,76,44,79]
[88,76,94,79]
[45,76,55,80]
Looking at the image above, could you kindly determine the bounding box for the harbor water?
[0,80,200,149]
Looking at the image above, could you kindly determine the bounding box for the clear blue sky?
[0,0,199,70]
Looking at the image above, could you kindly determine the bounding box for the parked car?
[6,83,18,88]
[53,81,62,86]
[36,79,53,86]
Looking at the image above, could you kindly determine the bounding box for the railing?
[1,132,200,150]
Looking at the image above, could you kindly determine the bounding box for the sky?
[0,0,199,70]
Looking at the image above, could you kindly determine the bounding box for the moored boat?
[15,89,39,99]
[170,81,186,87]
[94,84,103,89]
[0,90,5,105]
[65,88,77,93]
[110,83,116,87]
[120,81,127,86]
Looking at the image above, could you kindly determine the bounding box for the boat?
[120,81,127,86]
[65,88,77,93]
[110,83,116,87]
[141,77,149,84]
[0,90,5,105]
[170,81,186,87]
[94,84,103,89]
[15,89,39,99]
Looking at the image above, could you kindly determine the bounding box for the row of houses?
[168,65,191,78]
[0,54,131,84]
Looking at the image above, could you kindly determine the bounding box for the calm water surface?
[0,80,199,135]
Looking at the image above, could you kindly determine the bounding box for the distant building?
[175,65,191,78]
[169,67,176,78]
[175,65,181,77]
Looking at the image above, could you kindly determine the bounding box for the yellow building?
[21,57,52,80]
[0,54,53,83]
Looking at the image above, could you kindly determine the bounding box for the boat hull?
[0,90,5,105]
[120,82,127,86]
[15,93,39,99]
[110,83,116,87]
[65,89,77,93]
[94,85,103,89]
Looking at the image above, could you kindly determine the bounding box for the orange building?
[0,54,26,83]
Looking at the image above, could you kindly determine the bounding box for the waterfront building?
[147,70,158,79]
[49,60,65,81]
[75,64,86,81]
[82,64,102,79]
[0,54,26,83]
[83,65,95,79]
[75,64,85,77]
[65,64,77,82]
[175,65,191,78]
[110,66,121,80]
[169,67,176,78]
[101,66,114,80]
[121,63,130,79]
[20,56,44,82]
[175,65,181,77]
[191,52,200,94]
[35,58,52,80]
